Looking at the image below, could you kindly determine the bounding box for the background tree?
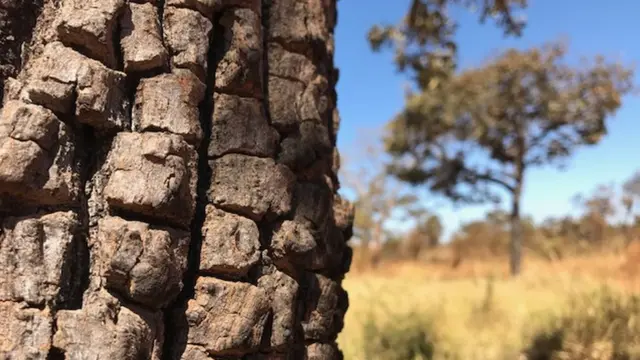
[382,42,634,275]
[404,212,443,259]
[342,139,426,268]
[620,171,640,243]
[576,184,617,244]
[451,212,509,260]
[423,214,444,248]
[369,0,528,94]
[351,171,423,267]
[623,171,640,199]
[623,171,640,231]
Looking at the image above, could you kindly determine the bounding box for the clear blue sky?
[334,0,640,239]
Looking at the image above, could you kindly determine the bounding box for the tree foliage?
[451,209,536,257]
[404,213,443,259]
[623,171,640,214]
[572,184,618,244]
[352,171,422,244]
[369,0,634,275]
[423,214,444,247]
[384,42,634,204]
[342,141,426,248]
[624,171,640,198]
[369,0,528,92]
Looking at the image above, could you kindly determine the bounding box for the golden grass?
[338,253,640,360]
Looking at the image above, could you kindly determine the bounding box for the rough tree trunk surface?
[0,0,44,100]
[0,0,354,359]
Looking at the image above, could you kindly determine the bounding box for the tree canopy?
[341,140,427,253]
[369,0,635,275]
[384,42,634,205]
[369,0,528,92]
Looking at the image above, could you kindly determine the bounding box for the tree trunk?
[0,0,44,101]
[369,221,383,268]
[510,189,523,276]
[511,127,526,277]
[0,0,353,359]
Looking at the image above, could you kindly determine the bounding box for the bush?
[524,287,640,360]
[362,310,436,360]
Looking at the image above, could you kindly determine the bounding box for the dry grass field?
[338,250,640,360]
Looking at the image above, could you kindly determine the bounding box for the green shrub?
[362,310,436,360]
[524,287,640,360]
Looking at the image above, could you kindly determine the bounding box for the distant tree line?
[346,170,640,270]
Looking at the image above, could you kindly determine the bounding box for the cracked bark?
[0,0,353,359]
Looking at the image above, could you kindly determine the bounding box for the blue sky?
[334,0,640,239]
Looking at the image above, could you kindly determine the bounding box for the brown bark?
[0,0,353,359]
[0,0,44,102]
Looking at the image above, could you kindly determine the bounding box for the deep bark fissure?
[109,207,190,232]
[258,310,275,350]
[157,0,166,42]
[58,228,90,310]
[113,9,124,72]
[49,123,95,313]
[212,85,265,100]
[0,205,75,220]
[47,300,63,360]
[198,267,255,283]
[260,2,276,132]
[181,14,221,300]
[46,346,65,360]
[161,10,222,360]
[210,148,275,160]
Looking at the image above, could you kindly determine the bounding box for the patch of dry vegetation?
[339,253,640,360]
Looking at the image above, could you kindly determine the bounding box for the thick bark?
[0,0,354,359]
[0,0,44,102]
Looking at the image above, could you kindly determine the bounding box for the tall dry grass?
[338,253,640,360]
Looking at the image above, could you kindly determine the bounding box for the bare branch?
[466,169,515,192]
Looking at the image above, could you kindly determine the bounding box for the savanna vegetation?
[337,1,640,359]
